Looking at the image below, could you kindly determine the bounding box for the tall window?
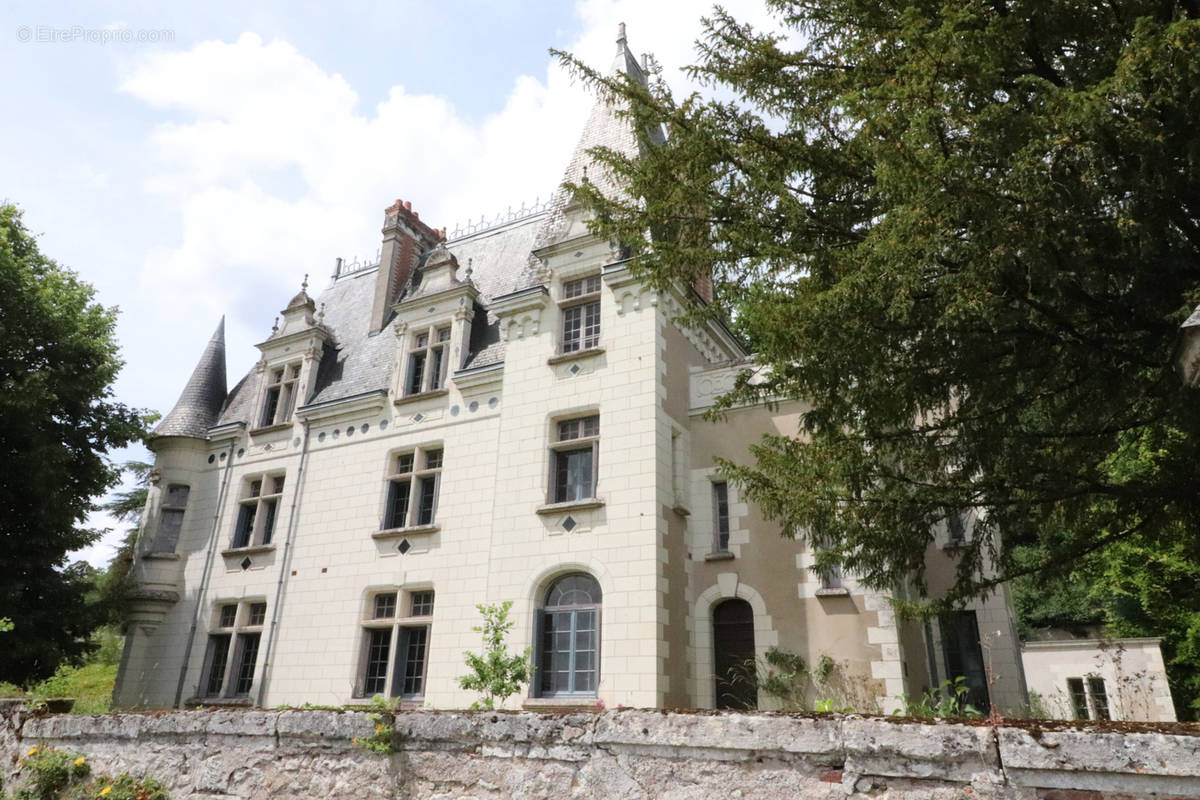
[940,610,990,713]
[711,481,730,552]
[199,600,266,698]
[232,475,284,548]
[383,447,442,530]
[560,275,601,353]
[537,573,601,697]
[405,326,451,395]
[550,415,599,503]
[149,483,190,553]
[260,363,301,427]
[357,589,435,699]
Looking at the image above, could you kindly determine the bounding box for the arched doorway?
[713,598,757,710]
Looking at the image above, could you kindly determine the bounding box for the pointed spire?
[153,317,228,439]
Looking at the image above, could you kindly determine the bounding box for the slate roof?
[154,318,228,438]
[204,27,650,433]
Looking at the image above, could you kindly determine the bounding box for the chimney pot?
[404,201,412,211]
[413,211,419,219]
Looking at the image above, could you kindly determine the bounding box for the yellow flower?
[100,787,112,796]
[74,757,86,766]
[352,737,359,744]
[375,724,384,733]
[26,747,37,756]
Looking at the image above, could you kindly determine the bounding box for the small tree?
[459,602,533,709]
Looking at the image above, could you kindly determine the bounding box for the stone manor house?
[114,28,1029,714]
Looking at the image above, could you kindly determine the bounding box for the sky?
[0,0,781,568]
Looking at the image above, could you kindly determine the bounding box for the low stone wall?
[2,701,1198,799]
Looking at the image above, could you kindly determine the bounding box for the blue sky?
[0,0,777,566]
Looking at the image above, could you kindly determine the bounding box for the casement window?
[559,275,601,353]
[260,363,301,427]
[1067,676,1111,720]
[711,481,730,553]
[405,326,452,396]
[357,589,435,699]
[149,483,190,553]
[232,475,285,548]
[536,573,601,697]
[199,600,267,698]
[550,415,599,503]
[383,447,442,529]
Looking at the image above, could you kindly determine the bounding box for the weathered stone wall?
[2,702,1198,799]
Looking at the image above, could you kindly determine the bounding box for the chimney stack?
[370,198,443,332]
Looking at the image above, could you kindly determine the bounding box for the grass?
[0,627,123,713]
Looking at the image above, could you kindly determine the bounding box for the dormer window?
[261,363,301,427]
[405,326,451,396]
[560,275,601,353]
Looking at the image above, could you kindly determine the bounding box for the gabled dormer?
[390,243,479,403]
[250,277,330,433]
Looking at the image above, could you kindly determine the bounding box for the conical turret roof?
[152,318,228,438]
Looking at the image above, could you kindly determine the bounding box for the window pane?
[248,603,267,626]
[410,591,434,617]
[233,504,255,548]
[386,480,411,529]
[713,482,730,551]
[415,333,428,348]
[398,627,429,696]
[232,632,261,696]
[260,388,280,426]
[396,453,414,474]
[272,476,286,494]
[562,306,582,352]
[545,573,602,606]
[219,604,238,628]
[261,498,278,545]
[165,484,190,506]
[582,301,600,349]
[429,347,444,391]
[407,352,426,394]
[558,449,593,502]
[416,476,437,525]
[1067,677,1089,719]
[153,508,185,553]
[249,480,262,498]
[363,628,391,696]
[424,449,443,470]
[437,327,451,342]
[373,593,397,619]
[203,634,231,696]
[1087,677,1110,720]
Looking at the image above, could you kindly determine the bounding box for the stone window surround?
[402,324,452,397]
[694,469,748,560]
[547,411,600,506]
[256,361,302,430]
[353,585,435,703]
[198,598,267,701]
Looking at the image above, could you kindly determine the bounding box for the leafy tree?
[0,204,147,683]
[459,602,533,709]
[561,1,1200,716]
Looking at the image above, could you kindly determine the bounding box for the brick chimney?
[693,273,714,305]
[370,199,444,333]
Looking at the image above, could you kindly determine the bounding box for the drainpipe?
[174,437,239,707]
[256,419,312,707]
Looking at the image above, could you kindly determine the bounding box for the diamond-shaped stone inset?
[569,364,581,375]
[412,413,424,423]
[562,516,577,532]
[240,557,252,571]
[397,539,411,554]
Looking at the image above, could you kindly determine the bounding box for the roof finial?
[271,316,280,334]
[301,273,309,293]
[617,22,626,48]
[317,303,326,324]
[465,257,474,282]
[582,164,590,184]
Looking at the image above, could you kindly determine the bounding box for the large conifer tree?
[562,2,1200,714]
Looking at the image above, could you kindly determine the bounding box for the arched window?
[537,573,601,697]
[713,598,757,710]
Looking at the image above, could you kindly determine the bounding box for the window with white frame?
[559,275,601,353]
[199,600,266,698]
[149,483,190,553]
[711,481,730,552]
[383,447,442,529]
[260,363,301,427]
[550,415,599,503]
[231,474,284,548]
[404,326,452,395]
[357,589,435,699]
